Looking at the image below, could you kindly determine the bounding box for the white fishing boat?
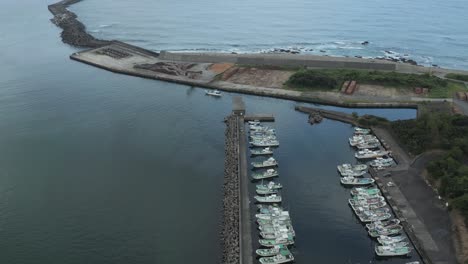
[251,140,280,147]
[355,149,389,159]
[252,169,279,180]
[259,253,294,264]
[354,127,371,135]
[252,157,278,168]
[340,169,367,177]
[356,141,381,149]
[337,163,368,174]
[256,245,289,257]
[256,211,290,221]
[366,219,401,230]
[259,233,294,247]
[349,135,378,146]
[248,120,261,125]
[255,194,282,203]
[375,245,411,256]
[370,157,395,167]
[341,177,375,186]
[205,89,222,97]
[350,195,385,205]
[350,187,381,196]
[257,181,282,190]
[377,235,406,245]
[251,147,274,156]
[368,225,403,237]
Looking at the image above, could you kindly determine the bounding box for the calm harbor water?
[0,1,422,264]
[71,0,468,69]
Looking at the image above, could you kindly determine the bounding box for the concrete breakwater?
[221,115,240,264]
[48,0,111,48]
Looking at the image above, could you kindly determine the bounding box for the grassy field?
[446,73,468,82]
[428,82,468,98]
[284,68,468,98]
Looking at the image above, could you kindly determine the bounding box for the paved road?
[391,152,457,264]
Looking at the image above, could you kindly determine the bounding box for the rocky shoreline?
[48,0,111,48]
[221,115,241,264]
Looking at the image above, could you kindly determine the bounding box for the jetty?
[222,97,253,264]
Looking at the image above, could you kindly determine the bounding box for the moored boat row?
[248,121,295,263]
[339,127,411,257]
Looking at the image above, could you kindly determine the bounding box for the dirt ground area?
[451,210,468,264]
[354,84,416,97]
[224,67,294,89]
[209,63,234,74]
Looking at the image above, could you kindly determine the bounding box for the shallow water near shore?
[0,1,421,264]
[70,0,468,69]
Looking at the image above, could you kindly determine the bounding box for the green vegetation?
[428,82,467,98]
[446,73,468,82]
[392,113,468,221]
[357,115,389,127]
[286,69,448,91]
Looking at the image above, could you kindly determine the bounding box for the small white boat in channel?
[205,89,222,97]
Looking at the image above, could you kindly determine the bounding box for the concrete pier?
[295,105,360,125]
[244,114,275,122]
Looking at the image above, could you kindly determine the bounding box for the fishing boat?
[370,157,395,167]
[255,194,282,203]
[251,147,274,156]
[258,205,283,214]
[259,234,295,247]
[349,135,378,146]
[337,163,368,174]
[252,169,279,180]
[350,195,385,205]
[368,225,403,237]
[350,187,381,196]
[351,202,387,211]
[341,177,375,186]
[260,225,295,237]
[366,219,401,230]
[252,157,278,168]
[348,200,387,210]
[251,140,280,147]
[260,229,296,239]
[257,181,282,190]
[354,207,392,222]
[377,235,406,245]
[356,141,381,149]
[250,127,276,134]
[256,211,290,221]
[259,253,295,264]
[355,149,389,159]
[375,245,411,256]
[205,89,222,97]
[257,188,279,195]
[354,127,371,135]
[248,120,261,125]
[257,203,281,210]
[340,169,367,177]
[256,245,289,257]
[258,220,293,229]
